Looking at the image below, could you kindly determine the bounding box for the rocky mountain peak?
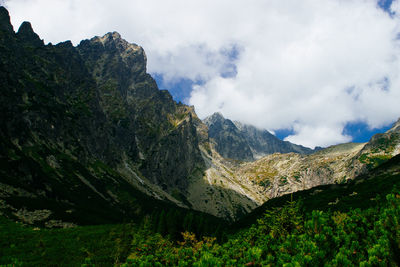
[0,6,13,33]
[204,112,254,161]
[99,31,123,45]
[78,31,144,60]
[212,111,224,118]
[94,31,143,55]
[204,113,315,160]
[78,31,150,98]
[108,31,121,39]
[16,21,44,47]
[387,117,400,133]
[203,112,225,125]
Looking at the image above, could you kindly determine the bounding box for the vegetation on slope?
[237,154,400,228]
[1,155,399,266]
[120,156,400,266]
[122,192,400,266]
[0,209,227,266]
[3,191,400,266]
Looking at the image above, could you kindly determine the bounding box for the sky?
[3,0,400,148]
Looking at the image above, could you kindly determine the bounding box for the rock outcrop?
[16,21,44,47]
[204,112,254,161]
[77,31,205,193]
[233,121,314,158]
[0,7,13,33]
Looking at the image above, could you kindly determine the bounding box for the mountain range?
[1,5,400,228]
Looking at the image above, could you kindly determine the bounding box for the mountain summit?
[0,6,13,33]
[16,21,44,47]
[204,112,254,160]
[204,112,314,160]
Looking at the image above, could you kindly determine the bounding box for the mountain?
[203,112,254,161]
[236,118,400,200]
[2,6,400,266]
[77,32,206,194]
[233,120,315,157]
[198,113,400,217]
[202,112,400,204]
[204,112,314,161]
[236,152,400,229]
[1,6,400,228]
[0,7,257,223]
[0,7,209,225]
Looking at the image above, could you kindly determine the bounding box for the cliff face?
[233,121,314,158]
[1,13,107,162]
[204,112,254,161]
[77,32,205,192]
[0,8,204,193]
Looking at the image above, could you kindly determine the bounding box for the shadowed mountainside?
[204,112,315,161]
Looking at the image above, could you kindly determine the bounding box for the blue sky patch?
[153,74,202,104]
[343,121,393,143]
[378,0,394,14]
[274,128,296,141]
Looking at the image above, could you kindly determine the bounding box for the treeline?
[145,208,226,241]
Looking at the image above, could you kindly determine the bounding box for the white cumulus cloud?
[4,0,400,148]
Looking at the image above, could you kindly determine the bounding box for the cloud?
[5,0,400,148]
[285,124,352,149]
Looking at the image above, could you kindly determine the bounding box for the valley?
[1,6,400,265]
